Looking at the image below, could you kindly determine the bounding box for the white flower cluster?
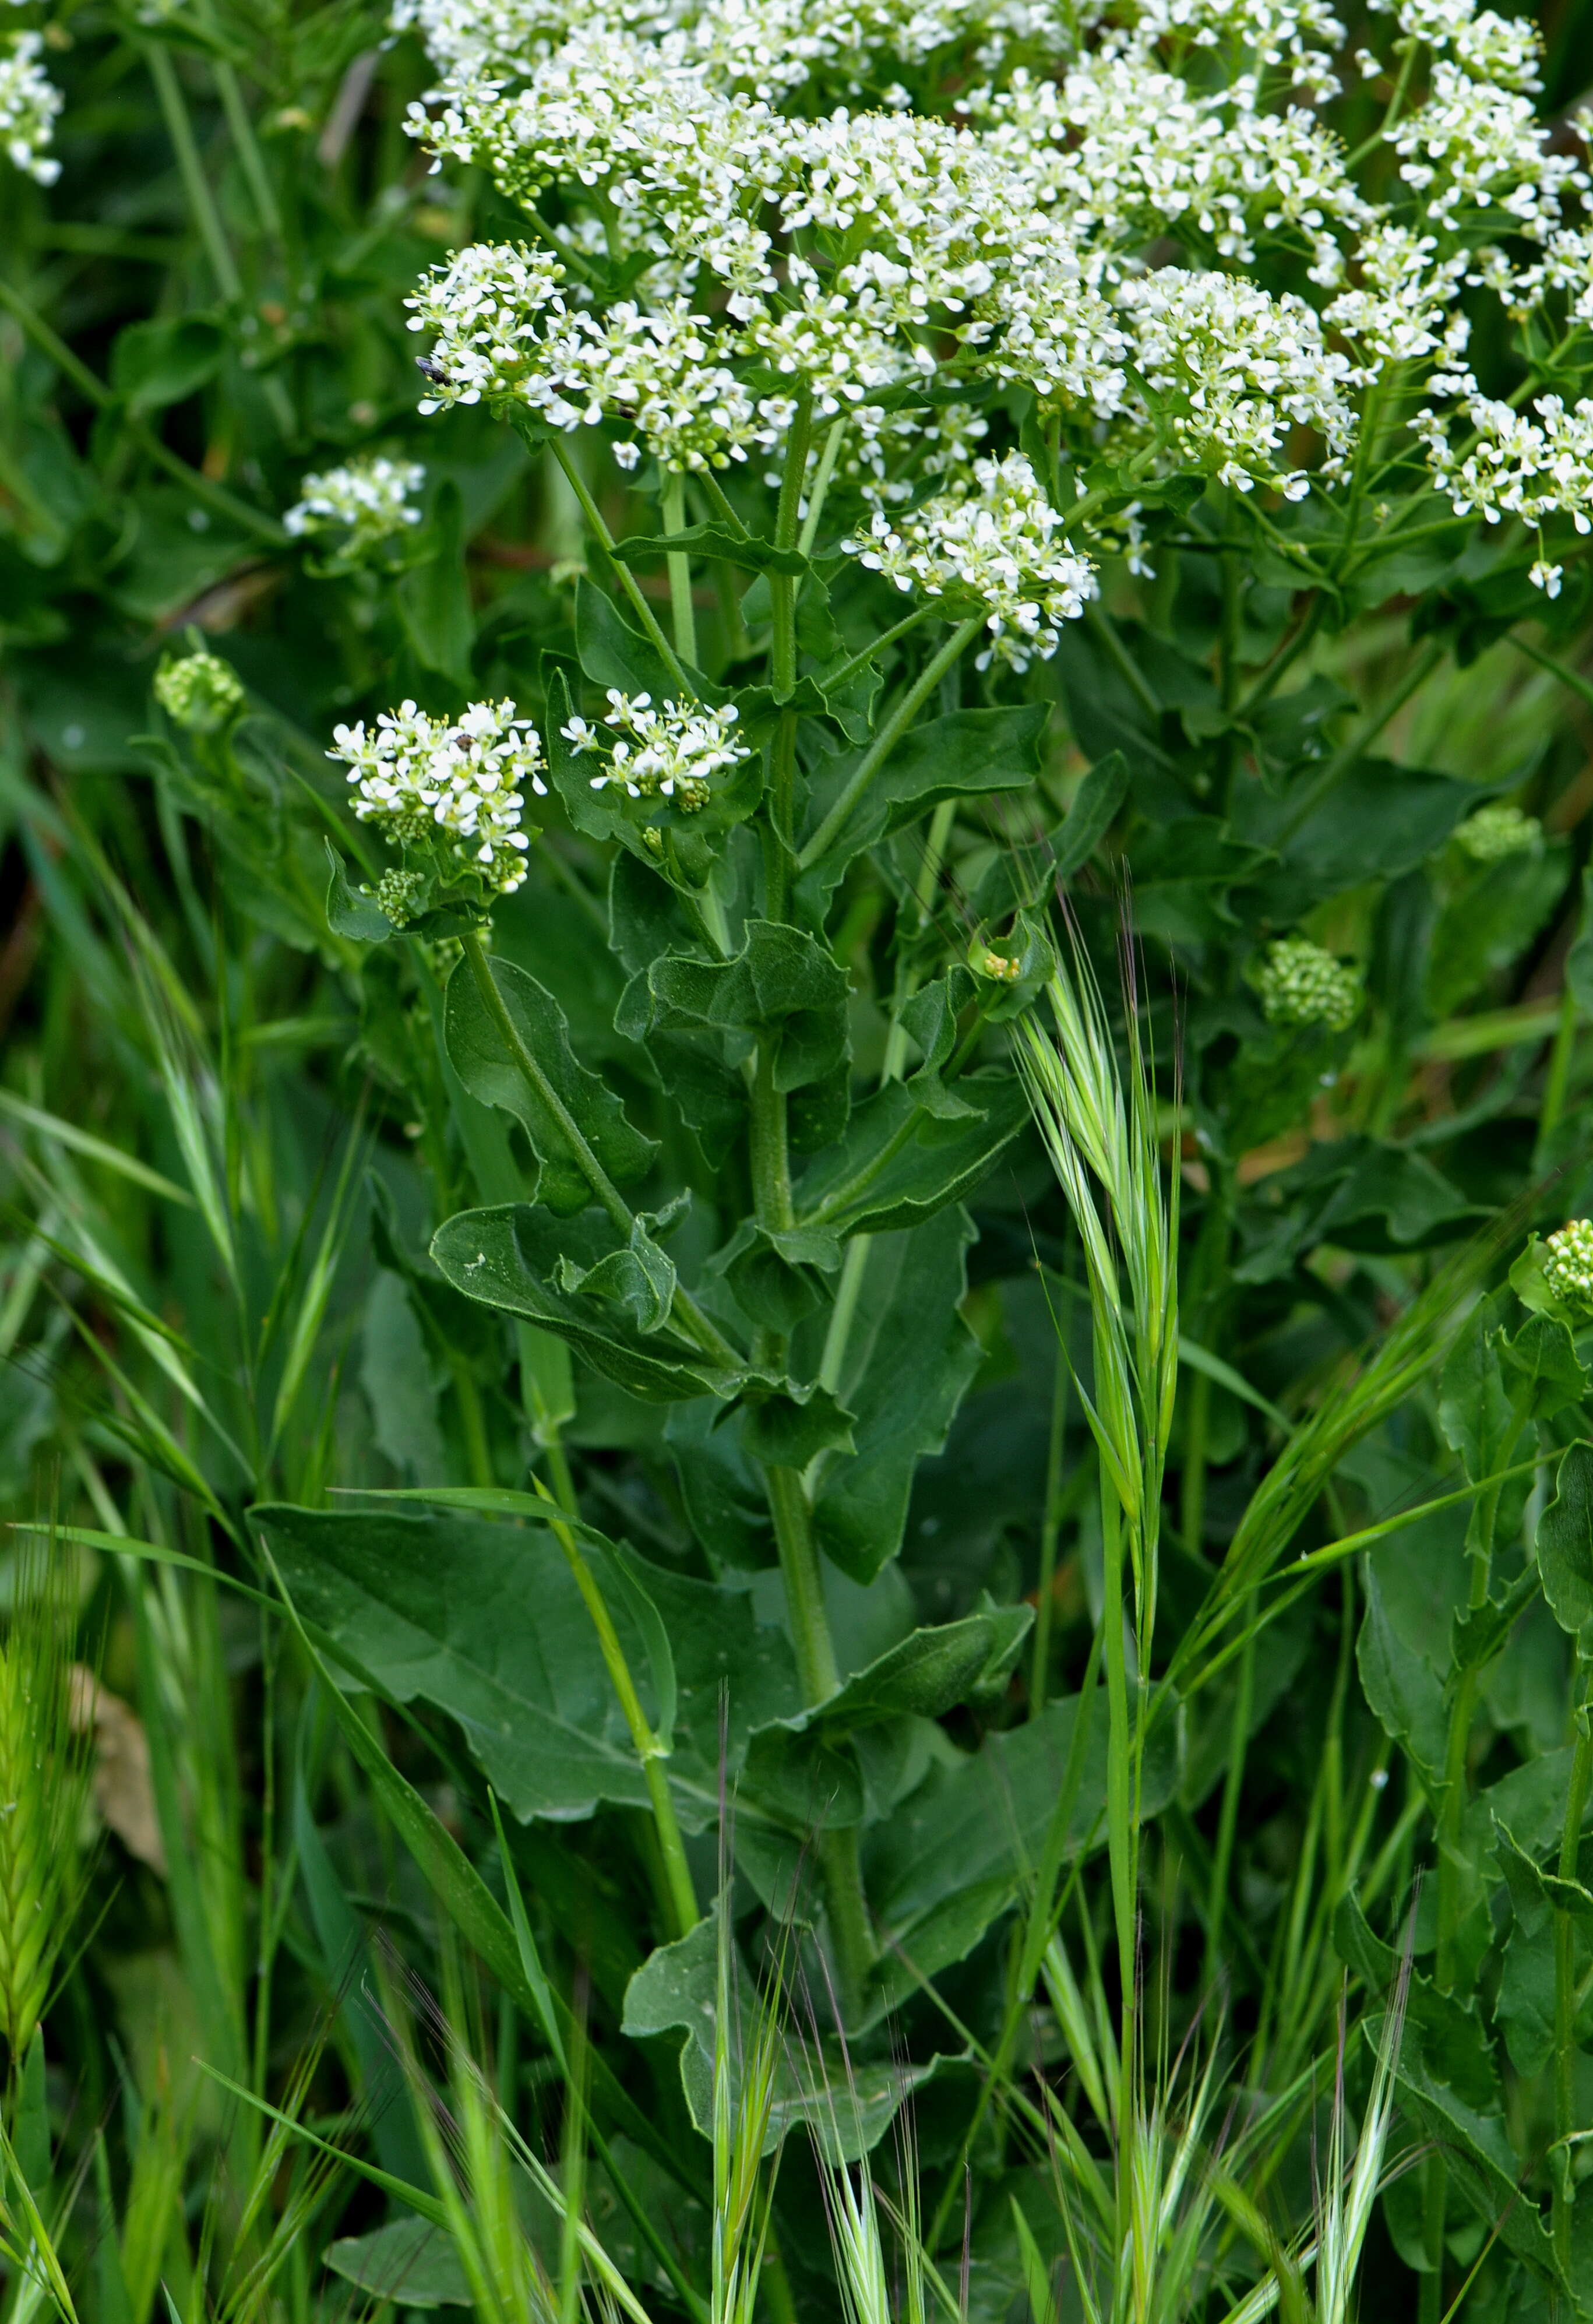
[329,699,545,895]
[390,0,1593,586]
[1543,1219,1593,1316]
[0,31,60,186]
[1454,801,1542,860]
[1257,936,1363,1031]
[1119,269,1356,494]
[285,453,427,553]
[562,690,748,809]
[1414,391,1593,590]
[845,452,1097,671]
[154,649,245,735]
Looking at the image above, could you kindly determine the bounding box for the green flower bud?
[1257,936,1362,1033]
[374,867,427,928]
[1455,802,1542,862]
[1543,1219,1593,1317]
[154,649,245,736]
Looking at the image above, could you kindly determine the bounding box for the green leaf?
[1536,1441,1593,1642]
[444,953,657,1216]
[254,1501,798,1826]
[325,2224,471,2309]
[361,1270,446,1481]
[797,1076,1029,1237]
[399,480,474,686]
[865,1684,1179,2008]
[431,1205,741,1403]
[1500,1311,1591,1421]
[613,526,807,577]
[1567,866,1593,1016]
[1357,1554,1448,1790]
[324,839,392,941]
[555,1205,679,1334]
[1390,2032,1558,2284]
[621,1901,941,2159]
[111,314,226,414]
[576,576,721,703]
[896,968,978,1120]
[1053,749,1128,879]
[799,705,1048,892]
[812,1210,984,1583]
[709,1219,842,1333]
[625,920,850,1094]
[738,1379,856,1468]
[1236,756,1480,900]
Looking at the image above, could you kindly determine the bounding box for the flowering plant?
[16,0,1593,2310]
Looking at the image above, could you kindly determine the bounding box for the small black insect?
[415,355,452,388]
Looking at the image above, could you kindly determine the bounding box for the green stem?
[534,1481,697,1939]
[798,617,983,872]
[459,930,736,1368]
[1512,628,1593,720]
[1204,1625,1254,1989]
[797,417,845,557]
[548,437,693,696]
[1031,1353,1067,1714]
[1553,1684,1593,2277]
[0,277,286,544]
[1084,602,1159,722]
[1276,639,1445,846]
[661,471,699,671]
[145,44,243,304]
[1539,974,1580,1154]
[820,603,933,697]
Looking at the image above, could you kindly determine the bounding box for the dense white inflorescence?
[329,700,545,896]
[285,454,427,552]
[0,31,61,185]
[562,692,750,808]
[388,0,1593,618]
[845,451,1097,669]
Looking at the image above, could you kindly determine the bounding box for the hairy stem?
[661,470,699,670]
[549,437,693,695]
[796,617,983,871]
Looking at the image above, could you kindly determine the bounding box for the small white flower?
[327,698,544,896]
[286,453,427,554]
[0,30,61,185]
[577,691,748,809]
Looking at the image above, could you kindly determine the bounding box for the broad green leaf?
[709,1218,842,1332]
[621,1901,943,2160]
[738,1379,856,1468]
[254,1502,799,1826]
[1236,756,1481,900]
[797,1076,1029,1238]
[622,920,849,1094]
[1427,841,1567,1019]
[812,1210,984,1583]
[864,1684,1179,2007]
[431,1204,741,1402]
[613,525,806,577]
[1356,1555,1449,1792]
[444,955,657,1216]
[1500,1311,1591,1420]
[555,1206,679,1334]
[799,704,1048,891]
[896,967,977,1121]
[1536,1441,1593,1641]
[361,1269,446,1481]
[1389,2031,1558,2284]
[666,1397,775,1570]
[398,480,474,686]
[325,2224,471,2309]
[575,575,723,703]
[1052,748,1128,879]
[769,1600,1031,1739]
[324,840,392,941]
[111,314,225,414]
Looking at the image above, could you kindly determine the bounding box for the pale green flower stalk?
[1017,944,1178,2311]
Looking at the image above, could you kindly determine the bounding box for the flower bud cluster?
[329,699,545,896]
[562,691,748,809]
[845,452,1097,671]
[285,454,427,554]
[1543,1219,1593,1315]
[1257,937,1363,1031]
[155,650,245,735]
[1455,801,1543,860]
[0,31,61,187]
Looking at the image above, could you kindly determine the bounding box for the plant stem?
[146,43,244,304]
[549,437,693,696]
[459,929,737,1368]
[1539,977,1580,1151]
[660,471,699,670]
[797,617,983,871]
[1554,1685,1593,2276]
[0,277,287,543]
[533,1481,697,1938]
[797,417,845,557]
[1032,1347,1067,1716]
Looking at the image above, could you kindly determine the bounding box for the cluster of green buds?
[372,867,429,928]
[154,647,245,737]
[1543,1219,1593,1317]
[1454,801,1543,861]
[1257,936,1363,1033]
